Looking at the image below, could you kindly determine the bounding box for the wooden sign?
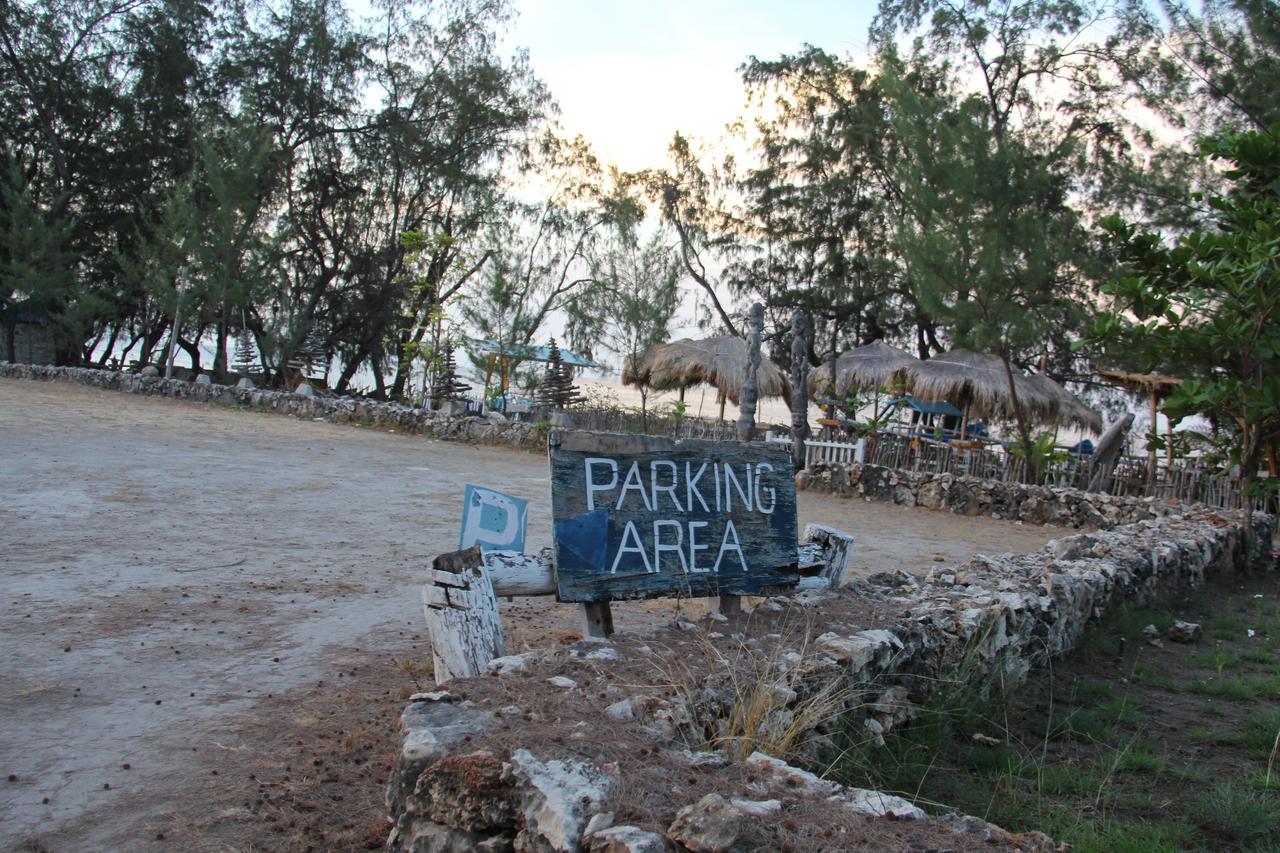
[548,430,799,602]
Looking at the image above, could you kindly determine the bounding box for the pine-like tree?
[429,344,470,405]
[231,326,258,377]
[539,338,583,409]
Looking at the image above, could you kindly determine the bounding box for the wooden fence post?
[800,523,855,587]
[422,546,506,684]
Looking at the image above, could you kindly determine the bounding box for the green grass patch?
[1241,648,1280,668]
[1195,781,1280,847]
[1115,745,1167,774]
[826,570,1280,851]
[1063,820,1198,853]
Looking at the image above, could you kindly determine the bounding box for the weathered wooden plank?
[796,542,825,574]
[580,601,614,639]
[484,549,556,597]
[431,568,468,588]
[548,430,800,602]
[422,546,505,684]
[800,523,855,586]
[424,585,451,609]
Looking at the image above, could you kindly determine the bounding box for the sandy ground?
[0,380,1060,851]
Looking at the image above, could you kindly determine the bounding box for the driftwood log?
[1088,413,1135,492]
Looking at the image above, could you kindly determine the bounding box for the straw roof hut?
[623,336,792,407]
[896,349,1057,423]
[807,340,917,397]
[1024,373,1103,434]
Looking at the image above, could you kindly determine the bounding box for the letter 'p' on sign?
[547,430,799,602]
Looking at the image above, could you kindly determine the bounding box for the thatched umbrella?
[807,341,917,396]
[1095,368,1183,487]
[896,349,1057,430]
[1024,373,1103,435]
[807,340,917,423]
[623,336,791,421]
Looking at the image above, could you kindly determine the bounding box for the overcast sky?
[505,0,877,172]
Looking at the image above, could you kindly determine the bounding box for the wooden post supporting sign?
[421,545,505,684]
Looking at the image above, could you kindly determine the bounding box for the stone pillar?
[790,310,810,471]
[737,303,764,443]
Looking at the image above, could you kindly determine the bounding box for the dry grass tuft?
[656,615,862,764]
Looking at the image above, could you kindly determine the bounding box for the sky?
[504,0,878,173]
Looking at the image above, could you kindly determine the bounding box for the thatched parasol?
[1095,368,1184,485]
[807,341,917,397]
[623,336,792,417]
[1024,373,1103,435]
[896,349,1057,424]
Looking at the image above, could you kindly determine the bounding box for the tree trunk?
[214,311,229,384]
[179,334,203,375]
[389,314,417,401]
[95,324,120,368]
[371,339,387,400]
[335,343,370,395]
[1239,422,1263,552]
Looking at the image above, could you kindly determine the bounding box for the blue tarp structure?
[885,396,964,418]
[470,339,602,369]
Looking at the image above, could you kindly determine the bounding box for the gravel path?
[0,379,1059,850]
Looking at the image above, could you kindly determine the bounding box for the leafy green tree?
[1092,125,1280,538]
[458,136,632,390]
[887,75,1096,459]
[185,121,279,381]
[642,133,742,338]
[333,0,545,399]
[0,153,76,361]
[734,47,916,369]
[869,0,1161,468]
[580,229,682,426]
[1122,0,1280,136]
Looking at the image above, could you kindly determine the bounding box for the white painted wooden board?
[484,549,556,596]
[801,523,855,586]
[422,550,506,684]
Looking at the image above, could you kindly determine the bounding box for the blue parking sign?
[460,484,528,553]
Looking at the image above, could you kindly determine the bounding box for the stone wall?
[385,506,1273,850]
[0,362,544,451]
[797,460,1181,527]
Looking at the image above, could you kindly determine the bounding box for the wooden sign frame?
[548,430,800,603]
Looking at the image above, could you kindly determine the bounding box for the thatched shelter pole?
[1148,390,1158,491]
[828,319,837,418]
[791,310,810,470]
[737,304,763,442]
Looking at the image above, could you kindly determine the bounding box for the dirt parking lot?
[0,379,1061,851]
